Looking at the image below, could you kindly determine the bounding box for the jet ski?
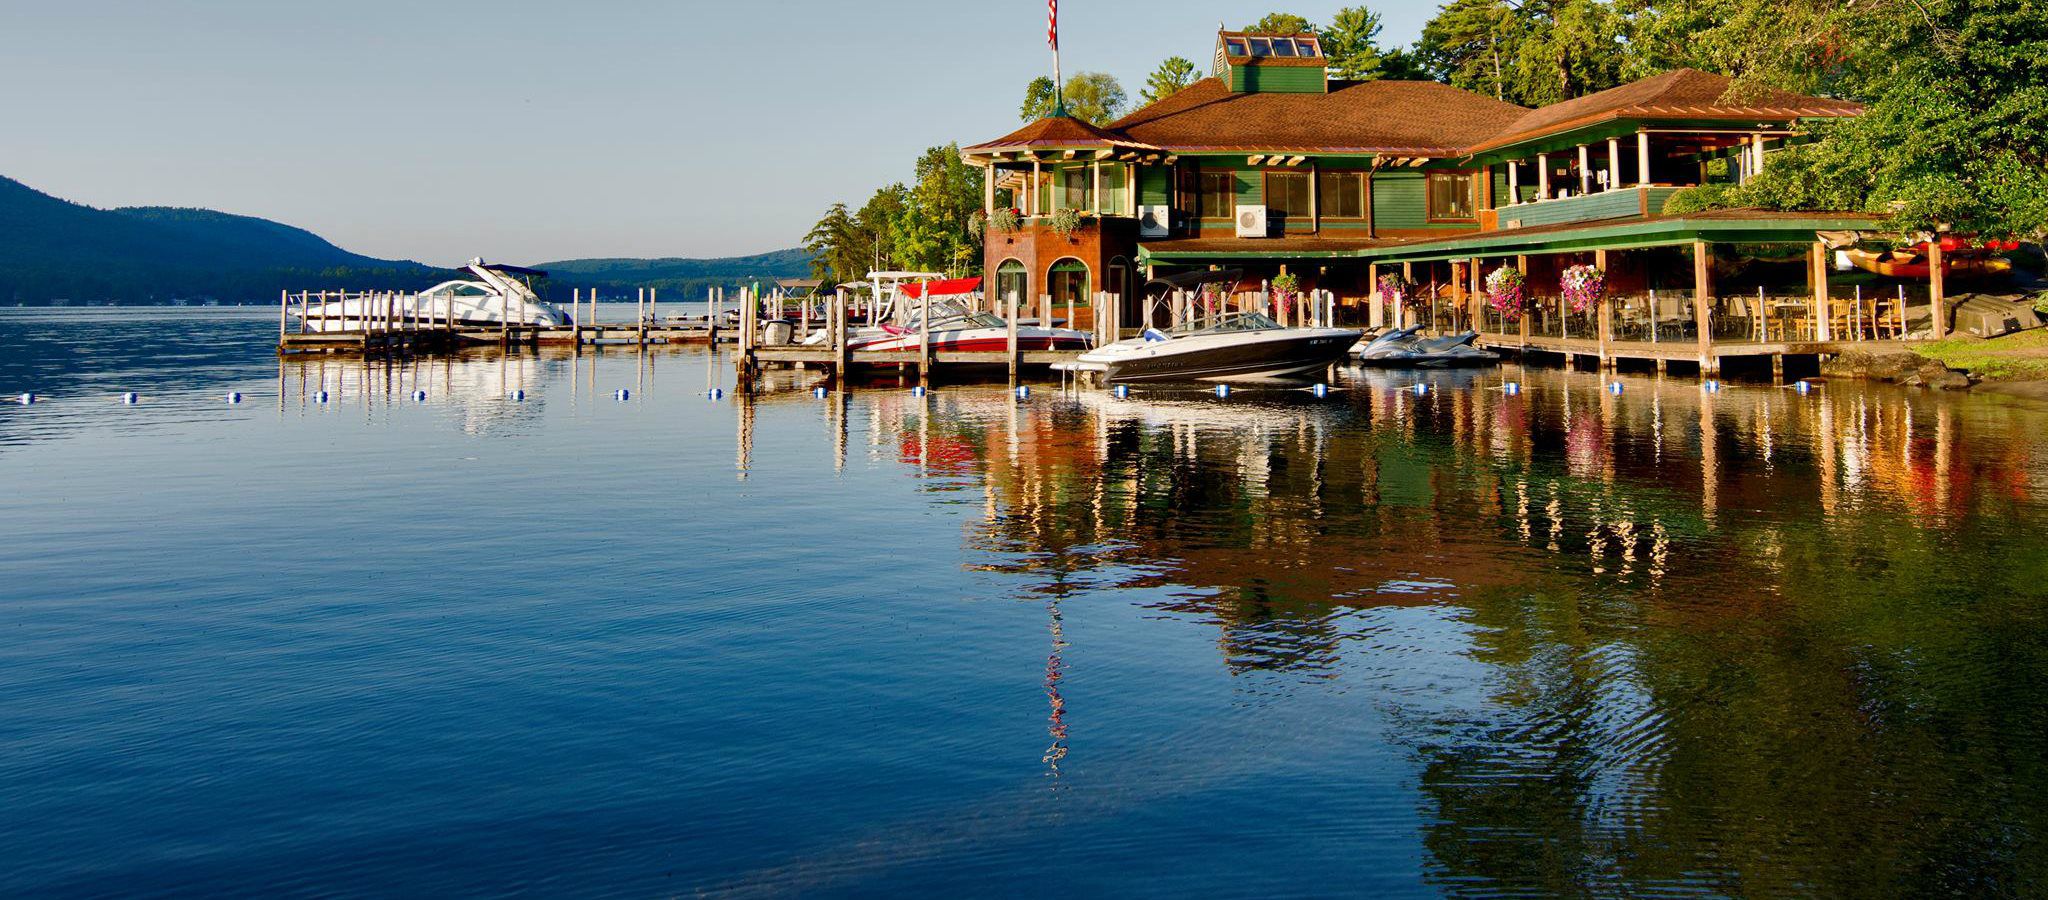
[1353,328,1500,367]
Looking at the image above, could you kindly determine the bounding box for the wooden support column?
[1401,261,1414,328]
[1469,257,1484,331]
[1516,255,1530,348]
[1537,153,1550,200]
[278,290,288,342]
[1811,242,1831,342]
[1929,238,1948,339]
[1694,240,1716,377]
[1637,132,1652,187]
[1030,159,1041,217]
[985,163,996,215]
[1092,160,1102,216]
[1596,248,1613,368]
[1607,138,1621,191]
[1368,263,1383,328]
[1577,144,1591,195]
[833,287,850,376]
[1506,160,1520,205]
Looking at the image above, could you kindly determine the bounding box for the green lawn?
[1916,328,2048,381]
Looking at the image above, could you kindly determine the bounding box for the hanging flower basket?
[1048,208,1083,239]
[989,208,1021,235]
[1560,264,1605,313]
[1486,267,1528,321]
[1377,272,1410,303]
[1271,273,1300,318]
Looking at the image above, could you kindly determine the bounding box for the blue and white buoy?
[1413,383,1429,396]
[706,388,723,401]
[1311,383,1330,398]
[911,386,927,397]
[1504,382,1522,396]
[1214,384,1231,398]
[225,392,243,404]
[412,390,427,402]
[1112,384,1130,399]
[812,386,829,399]
[16,393,34,405]
[509,389,526,401]
[1015,385,1031,400]
[615,389,632,401]
[1796,380,1813,394]
[120,392,138,405]
[314,390,330,403]
[1609,381,1625,395]
[1704,380,1722,393]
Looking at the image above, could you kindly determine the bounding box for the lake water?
[4,307,2048,896]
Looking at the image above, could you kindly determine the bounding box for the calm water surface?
[3,308,2047,896]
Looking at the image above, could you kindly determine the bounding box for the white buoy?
[1413,383,1429,396]
[412,390,427,401]
[1112,385,1130,399]
[1015,385,1031,399]
[1609,382,1624,395]
[16,393,34,405]
[812,386,828,399]
[706,388,723,400]
[315,390,330,403]
[120,392,138,405]
[615,389,632,401]
[1796,381,1813,394]
[226,392,243,404]
[1504,382,1521,396]
[509,389,526,401]
[911,386,927,397]
[1311,383,1329,397]
[1704,380,1722,393]
[1214,384,1231,398]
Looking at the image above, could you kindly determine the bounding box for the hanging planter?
[990,207,1022,235]
[1560,264,1605,313]
[1048,208,1083,240]
[1377,272,1410,303]
[1486,267,1528,321]
[1271,273,1300,318]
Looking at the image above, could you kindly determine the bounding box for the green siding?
[1235,169,1262,207]
[1372,171,1428,230]
[1493,186,1682,229]
[1139,165,1172,206]
[1223,62,1325,93]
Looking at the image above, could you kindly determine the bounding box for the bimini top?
[467,258,548,279]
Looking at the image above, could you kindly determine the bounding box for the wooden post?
[1516,256,1530,350]
[298,291,309,334]
[1007,288,1021,383]
[1039,292,1051,330]
[1637,132,1652,187]
[1470,258,1484,333]
[649,287,658,331]
[1401,261,1414,328]
[279,289,288,342]
[1368,263,1382,328]
[1595,249,1612,368]
[917,279,932,387]
[1694,240,1715,377]
[1537,153,1550,200]
[1607,138,1621,192]
[833,286,850,376]
[1506,161,1519,205]
[1929,237,1947,339]
[1577,144,1591,195]
[1811,241,1831,342]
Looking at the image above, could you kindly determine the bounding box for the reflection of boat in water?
[1842,244,2013,280]
[1353,326,1501,368]
[301,260,570,333]
[1075,312,1355,383]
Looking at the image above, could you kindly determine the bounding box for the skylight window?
[1271,39,1297,57]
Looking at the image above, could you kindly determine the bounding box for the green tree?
[1020,72,1129,125]
[1417,0,1522,101]
[1247,12,1314,35]
[1140,56,1200,105]
[1416,0,1622,106]
[1321,6,1388,80]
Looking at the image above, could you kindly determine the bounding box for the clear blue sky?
[0,2,1433,266]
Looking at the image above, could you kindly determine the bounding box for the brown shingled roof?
[1465,69,1864,154]
[963,115,1158,153]
[1107,78,1529,156]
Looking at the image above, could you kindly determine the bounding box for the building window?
[995,260,1028,312]
[1059,167,1093,212]
[1264,171,1311,220]
[1099,164,1128,216]
[1198,171,1236,219]
[1048,259,1090,312]
[1427,171,1479,222]
[1318,171,1365,219]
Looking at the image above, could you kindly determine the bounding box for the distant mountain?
[537,250,811,299]
[0,175,447,304]
[0,174,810,305]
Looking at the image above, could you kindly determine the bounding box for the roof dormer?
[1213,30,1327,94]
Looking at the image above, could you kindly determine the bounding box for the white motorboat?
[300,259,569,332]
[842,300,1092,352]
[1075,312,1357,383]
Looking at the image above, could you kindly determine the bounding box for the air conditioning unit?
[1137,205,1172,238]
[1236,205,1270,238]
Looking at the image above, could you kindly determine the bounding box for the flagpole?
[1049,0,1065,116]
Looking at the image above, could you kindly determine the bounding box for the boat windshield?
[1170,311,1282,335]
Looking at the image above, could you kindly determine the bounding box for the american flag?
[1047,0,1057,49]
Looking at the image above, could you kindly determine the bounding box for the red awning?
[899,277,982,299]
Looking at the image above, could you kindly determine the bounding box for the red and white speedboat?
[849,305,1093,352]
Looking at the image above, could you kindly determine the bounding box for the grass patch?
[1916,329,2048,381]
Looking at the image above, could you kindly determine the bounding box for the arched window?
[1048,259,1090,325]
[995,259,1028,315]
